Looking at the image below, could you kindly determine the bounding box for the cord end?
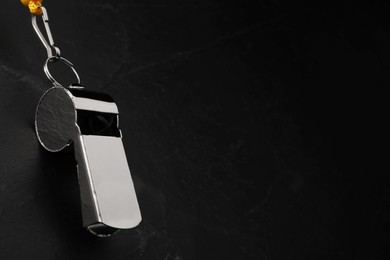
[21,0,43,15]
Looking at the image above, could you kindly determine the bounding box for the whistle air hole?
[77,110,121,137]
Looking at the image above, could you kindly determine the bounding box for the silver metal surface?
[35,86,142,236]
[72,96,118,114]
[31,7,60,59]
[32,6,81,86]
[44,57,81,86]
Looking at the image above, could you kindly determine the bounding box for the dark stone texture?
[1,1,389,259]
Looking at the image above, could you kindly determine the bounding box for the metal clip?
[31,6,61,59]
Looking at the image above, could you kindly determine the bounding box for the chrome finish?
[44,57,81,86]
[35,86,142,236]
[31,7,61,59]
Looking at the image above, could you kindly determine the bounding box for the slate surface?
[1,1,389,259]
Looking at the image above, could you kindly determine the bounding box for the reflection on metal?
[35,86,142,237]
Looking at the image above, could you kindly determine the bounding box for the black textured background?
[1,1,390,259]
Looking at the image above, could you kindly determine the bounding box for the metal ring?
[44,56,81,86]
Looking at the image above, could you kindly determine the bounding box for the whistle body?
[35,86,142,236]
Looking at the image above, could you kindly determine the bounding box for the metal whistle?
[35,85,142,236]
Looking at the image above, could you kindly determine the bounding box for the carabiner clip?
[31,6,61,59]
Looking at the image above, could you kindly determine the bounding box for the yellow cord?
[21,0,43,15]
